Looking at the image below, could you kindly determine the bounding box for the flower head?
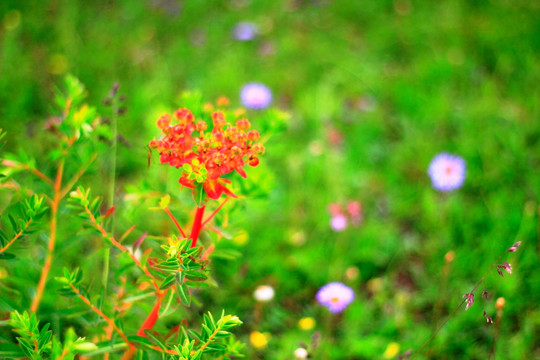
[240,83,272,109]
[428,153,466,192]
[316,282,354,313]
[253,285,275,302]
[149,106,265,200]
[232,22,258,41]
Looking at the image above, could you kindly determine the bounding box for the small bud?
[444,251,455,263]
[483,311,494,323]
[217,96,230,107]
[496,297,505,310]
[247,129,260,141]
[463,292,474,310]
[507,241,521,252]
[481,290,488,299]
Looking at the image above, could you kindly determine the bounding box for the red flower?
[150,107,264,201]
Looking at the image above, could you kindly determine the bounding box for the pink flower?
[316,282,354,313]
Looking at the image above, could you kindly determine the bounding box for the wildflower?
[232,22,258,41]
[496,297,505,310]
[253,285,274,302]
[249,331,270,349]
[497,261,512,276]
[294,348,309,359]
[149,107,264,200]
[481,290,489,299]
[316,282,354,313]
[463,292,474,310]
[507,241,521,252]
[240,83,272,109]
[427,153,466,192]
[383,342,400,359]
[298,317,316,330]
[483,311,494,323]
[330,214,348,232]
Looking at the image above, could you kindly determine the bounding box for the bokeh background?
[1,0,539,359]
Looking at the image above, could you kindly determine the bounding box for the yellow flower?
[383,342,400,359]
[250,331,270,349]
[298,317,316,331]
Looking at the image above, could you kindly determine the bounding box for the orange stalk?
[31,160,64,312]
[84,206,160,292]
[0,219,32,253]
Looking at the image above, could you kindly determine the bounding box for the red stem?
[189,205,206,248]
[137,290,167,336]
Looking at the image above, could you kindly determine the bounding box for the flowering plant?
[0,77,273,359]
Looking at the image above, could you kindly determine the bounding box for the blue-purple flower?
[316,282,354,313]
[240,83,272,109]
[232,22,258,41]
[428,153,466,192]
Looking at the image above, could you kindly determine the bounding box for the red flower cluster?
[149,108,265,199]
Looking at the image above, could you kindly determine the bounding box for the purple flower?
[232,22,258,41]
[240,83,272,109]
[428,153,466,192]
[316,282,354,313]
[497,262,512,276]
[463,292,474,310]
[330,214,348,232]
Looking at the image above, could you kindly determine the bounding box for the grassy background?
[1,0,539,359]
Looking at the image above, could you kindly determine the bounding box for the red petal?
[204,179,223,200]
[179,175,195,189]
[235,167,247,178]
[219,179,237,198]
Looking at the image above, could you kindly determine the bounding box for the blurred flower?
[496,297,505,310]
[249,331,270,349]
[308,140,324,156]
[254,285,274,302]
[330,214,347,232]
[232,21,258,41]
[298,317,316,330]
[367,277,382,293]
[240,83,272,109]
[345,266,359,280]
[463,292,474,310]
[444,250,455,263]
[259,40,276,56]
[294,348,309,359]
[497,261,512,276]
[316,282,354,313]
[347,200,363,225]
[383,342,400,358]
[428,153,466,192]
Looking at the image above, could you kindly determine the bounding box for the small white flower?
[254,285,275,302]
[294,347,309,359]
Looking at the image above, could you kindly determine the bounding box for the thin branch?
[0,219,32,253]
[83,205,160,292]
[201,196,230,227]
[69,283,132,349]
[411,250,509,358]
[59,152,98,198]
[163,207,186,238]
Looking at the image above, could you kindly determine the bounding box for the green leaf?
[0,252,15,260]
[176,283,191,306]
[159,274,176,290]
[192,185,205,208]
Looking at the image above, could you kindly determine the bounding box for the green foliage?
[7,311,96,360]
[0,194,47,258]
[168,311,244,360]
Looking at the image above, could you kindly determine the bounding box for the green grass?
[0,0,539,359]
